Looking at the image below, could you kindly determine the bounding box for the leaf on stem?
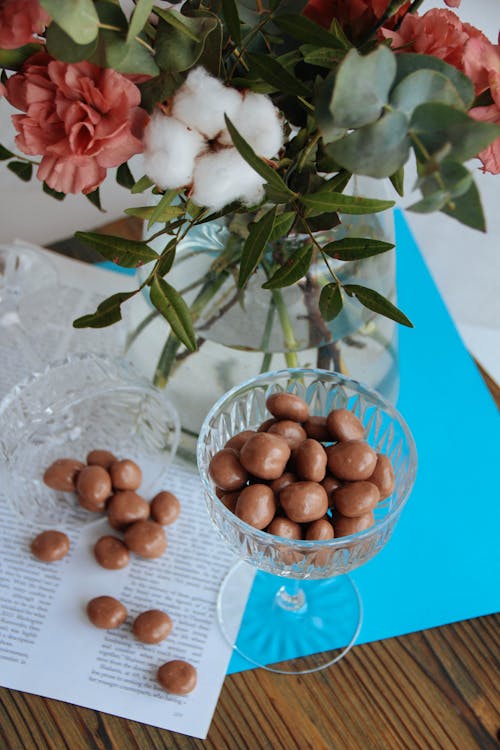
[344,284,413,327]
[127,0,154,43]
[40,0,99,44]
[238,206,277,288]
[73,291,137,328]
[322,237,394,260]
[222,0,241,45]
[319,282,343,321]
[75,231,160,267]
[246,52,310,97]
[116,162,135,189]
[150,275,197,351]
[301,191,394,215]
[262,241,313,289]
[7,161,32,182]
[273,14,348,49]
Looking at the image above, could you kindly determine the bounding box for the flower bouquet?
[1,0,499,391]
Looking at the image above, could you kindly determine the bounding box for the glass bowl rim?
[197,367,418,550]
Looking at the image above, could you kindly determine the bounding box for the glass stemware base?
[219,561,362,674]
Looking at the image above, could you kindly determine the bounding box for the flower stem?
[272,289,299,367]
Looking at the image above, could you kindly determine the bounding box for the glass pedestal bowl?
[197,369,417,674]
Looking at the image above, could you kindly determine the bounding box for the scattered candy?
[31,530,70,562]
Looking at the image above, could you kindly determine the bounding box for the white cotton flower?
[219,91,283,158]
[172,67,242,140]
[190,149,265,211]
[143,111,205,190]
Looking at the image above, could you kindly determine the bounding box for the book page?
[0,461,254,739]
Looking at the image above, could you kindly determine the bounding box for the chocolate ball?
[239,432,291,480]
[86,450,117,469]
[124,520,167,559]
[109,459,142,491]
[280,481,328,523]
[326,440,377,481]
[266,392,309,422]
[266,516,302,540]
[235,484,276,530]
[327,408,365,442]
[224,430,256,451]
[151,491,181,525]
[332,481,380,518]
[305,518,334,541]
[31,530,70,562]
[303,416,330,442]
[333,511,375,537]
[208,448,248,492]
[267,420,307,450]
[107,490,150,530]
[157,660,197,695]
[43,458,84,492]
[369,454,395,500]
[94,536,130,570]
[133,610,173,644]
[86,596,127,629]
[76,465,112,506]
[294,439,327,482]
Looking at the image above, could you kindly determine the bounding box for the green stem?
[259,295,276,373]
[272,289,299,367]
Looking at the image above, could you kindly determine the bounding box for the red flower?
[302,0,410,41]
[0,0,50,49]
[5,54,148,194]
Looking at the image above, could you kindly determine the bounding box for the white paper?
[0,461,249,739]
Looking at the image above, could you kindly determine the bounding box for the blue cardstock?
[227,209,500,674]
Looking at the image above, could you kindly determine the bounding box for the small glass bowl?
[0,353,180,523]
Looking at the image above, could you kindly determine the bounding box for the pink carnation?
[380,9,486,74]
[467,38,500,174]
[0,0,50,49]
[5,54,148,194]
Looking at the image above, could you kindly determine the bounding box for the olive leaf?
[75,232,160,267]
[73,291,137,328]
[319,283,343,321]
[344,284,413,327]
[238,206,277,288]
[150,276,197,351]
[262,241,313,289]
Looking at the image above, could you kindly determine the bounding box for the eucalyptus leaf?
[319,283,343,322]
[0,44,43,70]
[155,11,217,72]
[327,110,410,178]
[395,53,475,110]
[7,161,32,182]
[96,30,159,75]
[344,284,413,327]
[246,52,310,97]
[301,191,394,216]
[417,160,473,201]
[116,163,135,190]
[46,21,97,61]
[238,206,277,288]
[73,291,137,328]
[75,232,160,267]
[262,242,313,289]
[150,276,197,350]
[391,70,464,118]
[407,191,449,213]
[440,177,486,231]
[390,166,405,197]
[40,0,99,44]
[127,0,154,43]
[322,237,394,261]
[315,74,347,144]
[140,71,183,113]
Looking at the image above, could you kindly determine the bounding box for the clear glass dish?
[0,352,180,524]
[197,368,417,673]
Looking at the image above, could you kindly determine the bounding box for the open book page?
[0,461,253,739]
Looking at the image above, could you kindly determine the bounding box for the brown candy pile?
[209,392,395,541]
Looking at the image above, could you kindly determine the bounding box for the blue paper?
[228,210,500,673]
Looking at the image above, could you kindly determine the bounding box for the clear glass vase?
[127,179,398,452]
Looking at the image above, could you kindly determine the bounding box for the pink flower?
[5,54,148,194]
[380,9,487,73]
[466,38,500,174]
[444,0,461,6]
[303,0,410,41]
[0,0,50,49]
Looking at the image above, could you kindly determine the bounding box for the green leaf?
[131,175,154,194]
[156,239,178,277]
[410,103,500,163]
[197,16,223,77]
[390,166,405,197]
[150,276,197,350]
[273,13,348,49]
[300,44,344,69]
[326,110,410,178]
[0,44,43,70]
[329,46,397,129]
[75,231,160,267]
[7,161,32,182]
[262,241,313,289]
[319,283,343,321]
[43,182,66,201]
[125,204,184,222]
[73,291,137,329]
[127,0,154,43]
[407,191,449,213]
[85,188,103,211]
[315,74,347,145]
[394,53,475,110]
[147,190,180,228]
[268,211,296,242]
[238,206,277,288]
[301,191,394,216]
[246,52,309,97]
[46,21,97,61]
[40,0,99,44]
[140,70,183,113]
[322,237,394,261]
[440,177,486,231]
[391,69,464,118]
[154,7,201,41]
[222,0,241,45]
[116,163,135,190]
[344,284,413,327]
[155,11,218,72]
[225,116,296,199]
[0,145,14,161]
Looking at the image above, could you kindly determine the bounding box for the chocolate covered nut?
[208,448,248,491]
[268,420,307,450]
[86,450,117,469]
[306,518,334,541]
[332,481,380,518]
[225,430,256,451]
[151,491,180,525]
[124,520,167,558]
[235,484,276,530]
[31,530,69,562]
[86,596,127,629]
[326,440,377,481]
[294,439,327,482]
[267,516,302,540]
[270,472,296,496]
[266,392,309,422]
[107,490,150,530]
[94,536,130,570]
[239,432,291,480]
[280,481,328,523]
[333,511,375,537]
[157,660,197,695]
[109,459,142,491]
[257,418,277,432]
[133,610,172,644]
[218,491,239,512]
[321,475,342,506]
[369,454,395,500]
[43,458,85,492]
[78,494,107,513]
[327,408,365,442]
[303,416,330,442]
[76,465,112,506]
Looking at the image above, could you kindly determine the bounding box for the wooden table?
[1,221,499,750]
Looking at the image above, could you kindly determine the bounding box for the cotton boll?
[143,111,205,189]
[172,67,242,140]
[219,92,283,158]
[191,148,265,211]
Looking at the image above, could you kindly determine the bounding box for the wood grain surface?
[2,218,498,750]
